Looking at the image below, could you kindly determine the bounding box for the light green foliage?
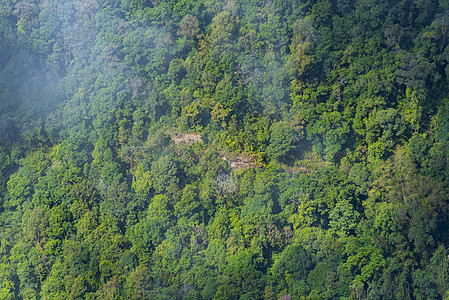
[209,11,237,55]
[132,162,152,196]
[150,154,180,194]
[0,262,15,300]
[329,199,360,236]
[318,112,351,161]
[174,184,200,219]
[100,178,131,222]
[6,171,32,208]
[123,265,153,299]
[374,108,407,148]
[290,17,317,78]
[23,206,48,243]
[148,194,172,225]
[46,205,72,254]
[343,238,386,289]
[1,0,449,298]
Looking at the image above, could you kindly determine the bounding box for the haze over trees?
[1,0,449,299]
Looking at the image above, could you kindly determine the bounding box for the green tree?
[150,154,180,194]
[266,122,297,161]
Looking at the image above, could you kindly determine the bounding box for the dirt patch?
[280,165,311,175]
[222,154,256,170]
[285,159,330,175]
[172,133,203,145]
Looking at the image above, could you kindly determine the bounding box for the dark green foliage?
[0,115,19,146]
[266,122,297,161]
[1,0,449,298]
[271,245,312,297]
[150,153,180,194]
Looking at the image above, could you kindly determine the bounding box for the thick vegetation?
[1,0,449,299]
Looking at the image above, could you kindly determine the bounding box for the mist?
[0,0,306,148]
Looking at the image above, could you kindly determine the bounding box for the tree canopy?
[1,0,449,298]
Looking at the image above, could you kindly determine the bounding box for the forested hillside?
[1,0,449,298]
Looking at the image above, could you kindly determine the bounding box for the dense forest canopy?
[1,0,449,299]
